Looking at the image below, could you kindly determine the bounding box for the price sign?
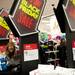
[0,10,10,38]
[72,40,75,61]
[23,43,38,61]
[65,0,75,31]
[9,0,45,36]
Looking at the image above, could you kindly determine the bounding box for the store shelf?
[47,58,59,62]
[45,50,59,53]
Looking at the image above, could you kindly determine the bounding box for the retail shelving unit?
[4,0,46,75]
[45,42,59,68]
[54,0,75,68]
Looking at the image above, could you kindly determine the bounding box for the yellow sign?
[0,17,10,30]
[19,0,40,19]
[71,0,75,6]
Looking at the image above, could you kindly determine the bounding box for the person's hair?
[60,39,66,46]
[6,42,15,58]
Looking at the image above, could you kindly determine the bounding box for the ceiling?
[42,0,59,18]
[0,0,14,11]
[0,0,61,36]
[0,0,59,16]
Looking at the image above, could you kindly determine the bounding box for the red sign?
[72,40,75,48]
[23,43,38,61]
[0,26,8,38]
[0,10,10,38]
[65,0,75,31]
[14,11,36,30]
[9,0,45,36]
[23,43,38,50]
[66,1,75,19]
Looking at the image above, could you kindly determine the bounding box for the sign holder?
[7,0,46,36]
[63,0,75,68]
[20,33,39,75]
[54,0,75,68]
[4,0,46,74]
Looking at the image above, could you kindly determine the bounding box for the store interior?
[0,0,75,75]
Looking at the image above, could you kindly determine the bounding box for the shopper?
[55,38,66,67]
[6,42,15,59]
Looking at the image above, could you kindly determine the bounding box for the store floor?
[0,64,21,75]
[0,71,21,75]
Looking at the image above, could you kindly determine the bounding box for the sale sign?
[23,43,38,61]
[64,0,75,31]
[72,40,75,61]
[9,0,45,36]
[0,10,10,38]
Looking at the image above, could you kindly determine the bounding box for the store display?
[1,0,75,74]
[0,40,8,71]
[39,32,48,42]
[63,0,75,68]
[72,40,75,61]
[0,10,10,38]
[8,0,45,36]
[0,30,20,73]
[65,0,75,31]
[23,43,38,61]
[30,65,75,75]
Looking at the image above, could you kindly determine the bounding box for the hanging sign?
[65,0,75,31]
[9,0,45,36]
[0,10,10,38]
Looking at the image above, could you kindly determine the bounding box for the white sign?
[23,44,38,61]
[72,48,75,61]
[72,40,75,61]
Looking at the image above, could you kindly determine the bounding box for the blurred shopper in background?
[54,36,66,67]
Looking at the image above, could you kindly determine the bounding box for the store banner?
[0,10,10,38]
[23,43,38,61]
[9,0,45,36]
[65,0,75,31]
[72,40,75,61]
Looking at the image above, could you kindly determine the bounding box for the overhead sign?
[64,0,75,31]
[9,0,45,36]
[0,10,10,38]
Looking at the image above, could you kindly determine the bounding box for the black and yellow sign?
[65,0,75,31]
[0,10,10,38]
[9,0,45,36]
